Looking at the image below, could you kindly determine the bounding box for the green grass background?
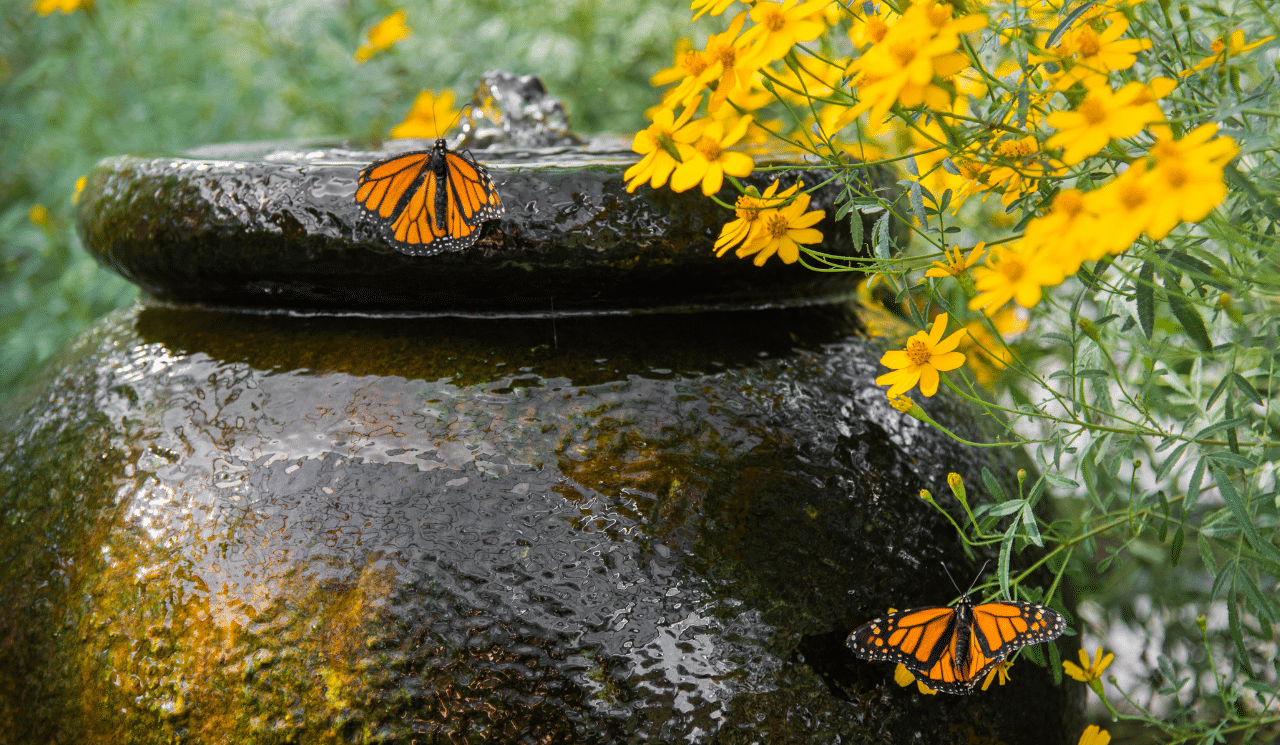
[1,0,689,401]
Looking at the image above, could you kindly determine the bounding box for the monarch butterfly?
[847,587,1066,694]
[354,138,504,255]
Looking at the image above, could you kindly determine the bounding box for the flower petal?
[930,351,966,371]
[918,365,940,397]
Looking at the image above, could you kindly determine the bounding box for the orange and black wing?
[354,147,503,256]
[847,606,957,672]
[970,601,1066,658]
[442,150,504,228]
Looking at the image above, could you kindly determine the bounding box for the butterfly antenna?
[941,562,964,595]
[440,103,465,142]
[965,560,991,596]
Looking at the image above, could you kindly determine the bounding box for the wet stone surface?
[0,305,1082,744]
[74,139,892,315]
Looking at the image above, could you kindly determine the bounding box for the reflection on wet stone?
[0,73,1080,743]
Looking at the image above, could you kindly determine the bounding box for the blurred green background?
[1,0,689,402]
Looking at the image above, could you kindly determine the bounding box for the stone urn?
[0,74,1081,744]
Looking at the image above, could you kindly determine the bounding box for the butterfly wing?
[847,606,957,672]
[970,601,1066,658]
[354,146,504,256]
[443,150,504,227]
[355,150,432,220]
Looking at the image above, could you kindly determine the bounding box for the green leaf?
[1231,373,1264,407]
[874,211,893,260]
[1164,276,1213,351]
[1211,465,1280,567]
[1184,457,1207,512]
[1194,418,1248,439]
[1206,451,1256,469]
[1205,376,1232,411]
[982,467,1006,503]
[1020,503,1043,547]
[1043,472,1080,489]
[909,181,926,228]
[989,499,1028,517]
[1171,525,1185,567]
[1228,578,1255,678]
[1198,533,1217,575]
[1239,571,1280,624]
[998,522,1017,600]
[1158,491,1170,542]
[1155,442,1190,482]
[850,209,864,250]
[1047,639,1062,686]
[1136,260,1155,340]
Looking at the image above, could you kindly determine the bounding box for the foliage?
[0,0,688,401]
[632,0,1280,740]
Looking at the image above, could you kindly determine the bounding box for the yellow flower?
[1082,164,1157,255]
[1021,189,1098,270]
[28,204,49,227]
[1181,29,1276,76]
[1045,80,1167,165]
[1063,647,1113,683]
[732,189,825,265]
[848,3,897,48]
[843,4,987,130]
[389,89,460,139]
[925,242,985,279]
[894,662,938,695]
[969,243,1065,314]
[1141,123,1238,239]
[981,659,1012,691]
[670,116,755,195]
[355,10,411,64]
[691,0,745,20]
[653,40,721,107]
[875,312,967,397]
[625,98,702,193]
[72,176,86,204]
[1077,725,1111,745]
[703,13,762,112]
[714,179,798,257]
[741,0,830,64]
[1036,13,1152,89]
[959,308,1025,386]
[30,0,92,15]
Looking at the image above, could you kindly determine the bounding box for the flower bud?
[947,472,966,503]
[1077,317,1101,344]
[1178,4,1190,22]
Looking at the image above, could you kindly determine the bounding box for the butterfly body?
[354,138,504,256]
[847,593,1065,694]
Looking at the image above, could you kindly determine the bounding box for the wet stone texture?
[0,305,1082,744]
[74,140,891,315]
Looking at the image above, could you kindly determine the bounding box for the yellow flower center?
[763,212,790,239]
[865,17,889,44]
[1149,140,1179,161]
[1210,37,1226,54]
[695,136,724,162]
[1080,96,1108,126]
[890,41,918,67]
[761,6,787,32]
[998,254,1027,283]
[996,138,1036,158]
[1118,180,1147,210]
[713,44,737,68]
[1162,164,1189,189]
[1054,190,1085,218]
[734,195,764,221]
[905,338,932,365]
[682,50,710,76]
[1075,27,1102,57]
[925,4,952,29]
